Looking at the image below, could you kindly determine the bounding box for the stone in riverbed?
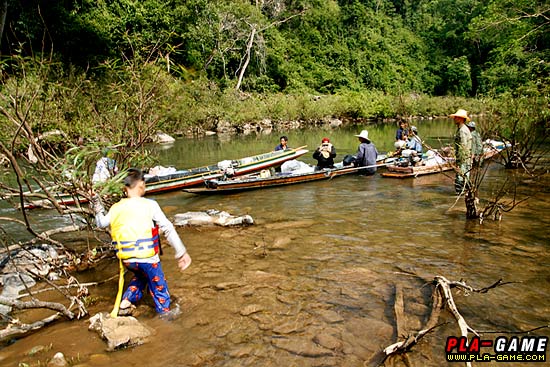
[313,309,344,324]
[271,336,333,357]
[313,333,343,351]
[88,312,153,351]
[47,352,68,367]
[239,304,264,316]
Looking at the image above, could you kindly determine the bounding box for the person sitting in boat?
[394,131,422,167]
[92,148,118,184]
[313,137,337,170]
[467,121,483,166]
[395,120,409,141]
[354,130,378,175]
[274,136,290,151]
[407,126,423,154]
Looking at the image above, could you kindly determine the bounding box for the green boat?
[144,147,309,194]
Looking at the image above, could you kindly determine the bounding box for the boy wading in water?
[92,168,192,318]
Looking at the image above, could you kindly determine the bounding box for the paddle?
[287,145,308,152]
[327,161,394,178]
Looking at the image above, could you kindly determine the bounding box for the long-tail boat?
[144,147,308,194]
[183,155,389,195]
[21,147,308,208]
[381,140,509,178]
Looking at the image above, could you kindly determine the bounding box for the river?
[1,119,549,367]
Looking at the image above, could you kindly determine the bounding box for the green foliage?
[482,92,549,169]
[468,0,550,96]
[444,56,473,96]
[2,0,547,98]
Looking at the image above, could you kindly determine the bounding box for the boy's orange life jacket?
[109,198,160,260]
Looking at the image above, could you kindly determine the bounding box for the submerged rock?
[174,209,253,227]
[271,336,333,357]
[47,352,68,367]
[88,312,153,351]
[240,304,264,316]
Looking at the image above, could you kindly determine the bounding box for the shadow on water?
[1,120,549,367]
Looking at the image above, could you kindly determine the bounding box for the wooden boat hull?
[22,192,87,210]
[144,148,309,194]
[183,166,360,194]
[381,161,454,178]
[381,140,509,179]
[22,148,308,208]
[183,156,389,195]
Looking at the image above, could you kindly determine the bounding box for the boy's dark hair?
[280,136,288,141]
[123,168,144,188]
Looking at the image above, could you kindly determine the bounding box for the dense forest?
[1,0,548,96]
[0,0,547,145]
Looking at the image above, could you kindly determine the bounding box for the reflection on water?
[2,120,549,367]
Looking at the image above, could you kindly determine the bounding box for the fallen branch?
[371,276,512,367]
[0,296,74,319]
[17,274,119,298]
[0,313,62,340]
[367,283,447,366]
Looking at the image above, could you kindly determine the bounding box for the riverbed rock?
[174,210,254,227]
[243,270,286,285]
[271,336,333,357]
[270,236,292,250]
[313,333,343,351]
[88,312,153,351]
[216,120,237,134]
[329,118,343,128]
[214,281,243,291]
[313,309,344,324]
[47,352,68,367]
[240,304,264,316]
[272,316,311,335]
[151,131,176,144]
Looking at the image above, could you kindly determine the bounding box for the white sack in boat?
[280,160,314,174]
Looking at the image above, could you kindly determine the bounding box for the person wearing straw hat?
[466,121,483,166]
[449,109,473,194]
[313,137,337,169]
[354,129,379,175]
[92,168,192,319]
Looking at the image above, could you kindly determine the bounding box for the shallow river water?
[1,120,549,367]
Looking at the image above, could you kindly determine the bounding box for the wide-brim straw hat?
[449,109,471,122]
[354,130,370,141]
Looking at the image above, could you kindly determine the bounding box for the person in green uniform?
[449,109,473,195]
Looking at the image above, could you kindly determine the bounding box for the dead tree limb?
[367,283,447,367]
[235,26,256,91]
[0,296,74,319]
[372,276,513,367]
[0,313,62,340]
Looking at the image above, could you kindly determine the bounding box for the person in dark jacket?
[274,136,290,151]
[354,130,378,175]
[313,137,337,170]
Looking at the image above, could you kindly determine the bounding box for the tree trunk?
[235,27,256,91]
[0,0,7,50]
[465,189,478,219]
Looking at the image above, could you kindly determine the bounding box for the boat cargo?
[183,155,389,195]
